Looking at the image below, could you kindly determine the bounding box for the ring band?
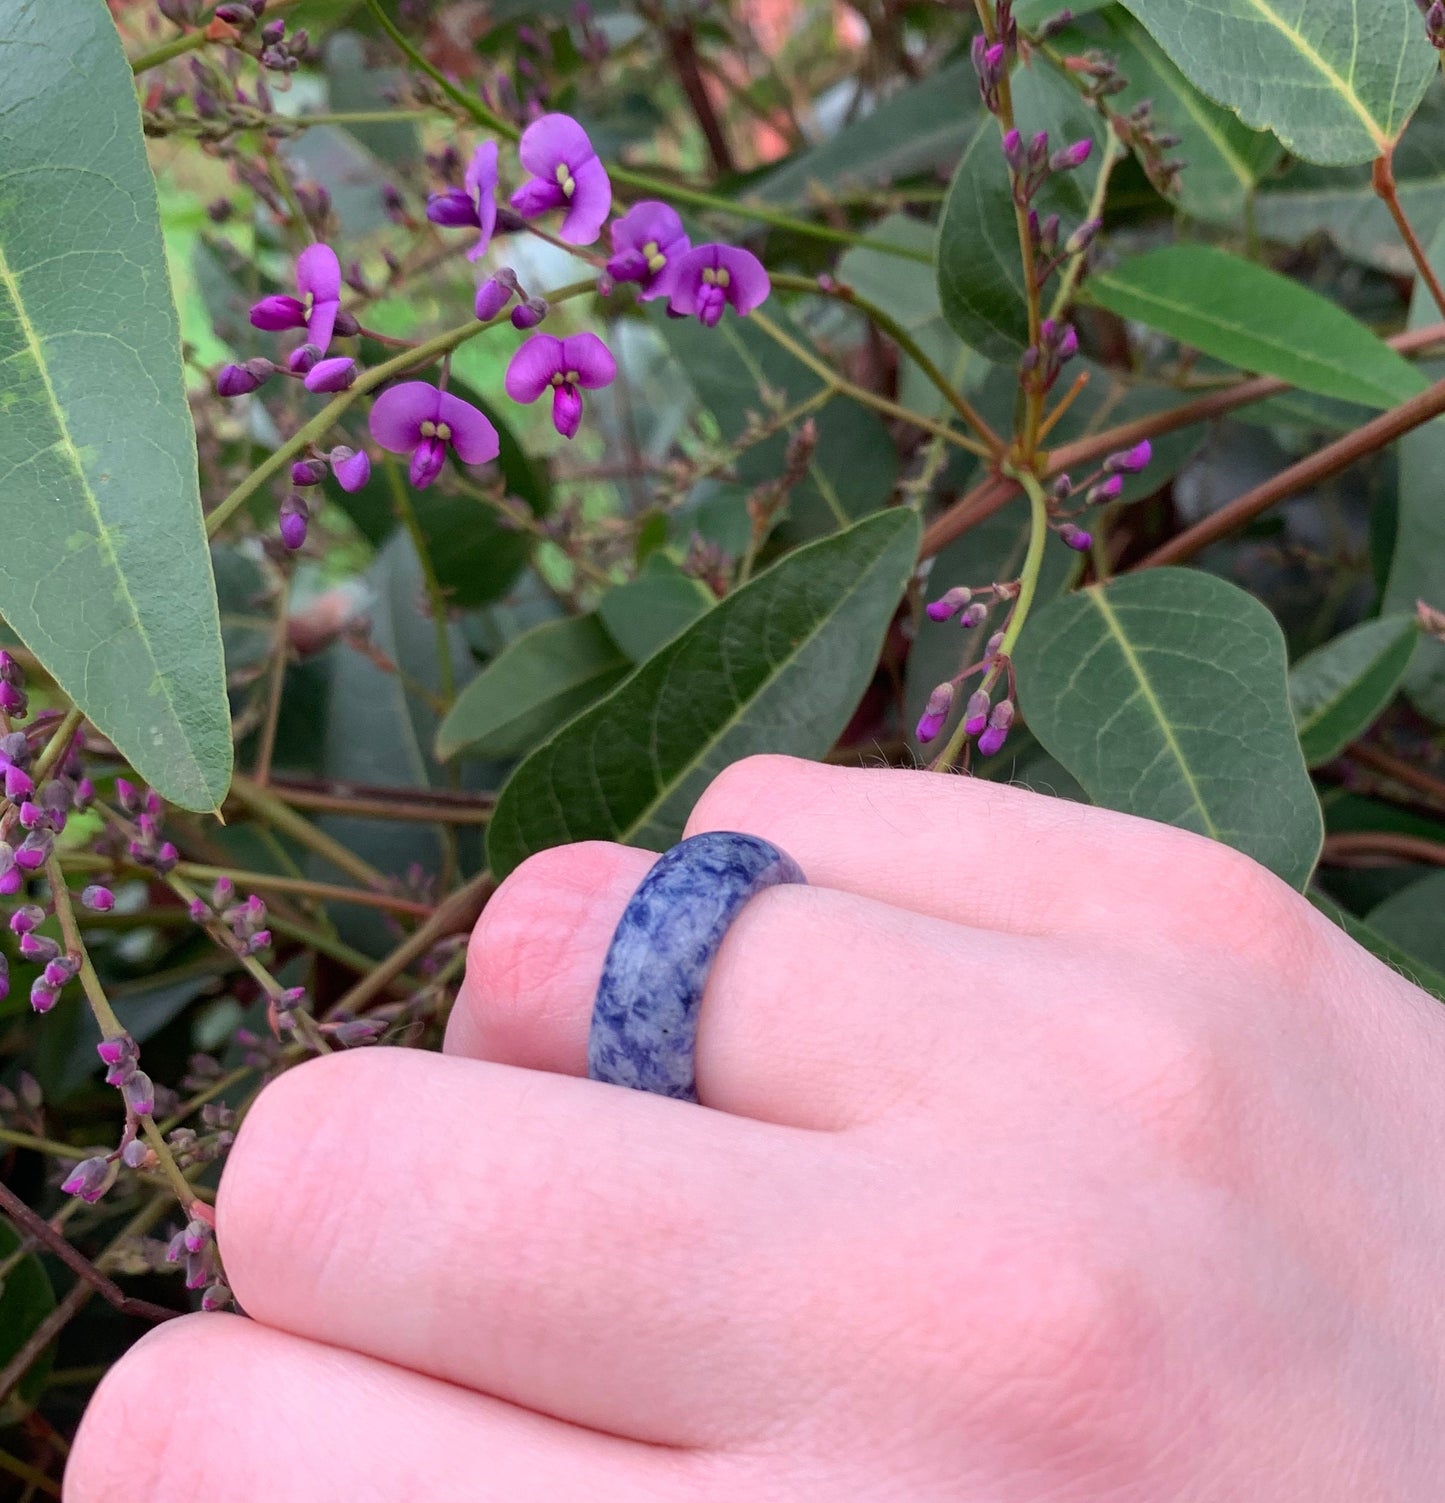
[589,831,807,1101]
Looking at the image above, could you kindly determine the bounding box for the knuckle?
[685,754,803,835]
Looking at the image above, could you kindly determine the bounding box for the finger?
[67,1315,723,1503]
[449,838,1052,1128]
[217,1048,845,1448]
[682,755,1313,959]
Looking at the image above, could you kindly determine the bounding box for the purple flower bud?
[1001,128,1026,173]
[19,932,59,962]
[81,884,115,912]
[166,1230,187,1264]
[29,979,57,1014]
[958,603,989,630]
[303,356,357,394]
[1103,439,1153,475]
[290,458,328,487]
[211,876,235,908]
[327,445,370,493]
[287,342,321,375]
[425,188,478,228]
[925,586,973,623]
[1058,523,1092,551]
[114,778,140,813]
[62,1156,112,1203]
[188,897,210,923]
[153,842,179,875]
[201,1281,233,1312]
[261,17,286,44]
[41,780,71,816]
[331,1018,386,1047]
[332,308,359,338]
[915,682,955,744]
[10,905,44,936]
[278,494,310,550]
[73,776,94,810]
[43,956,77,988]
[511,298,548,330]
[0,652,20,688]
[246,929,272,955]
[1087,474,1125,505]
[14,833,51,871]
[1065,218,1102,256]
[0,681,26,718]
[1056,324,1080,361]
[0,954,8,1005]
[250,293,308,333]
[184,1248,211,1290]
[184,1217,212,1254]
[964,689,991,737]
[122,1138,152,1169]
[1028,131,1051,169]
[475,275,514,322]
[97,1034,136,1069]
[216,363,264,397]
[122,1070,156,1116]
[5,764,33,800]
[213,2,256,26]
[18,801,45,830]
[977,724,1010,757]
[1037,213,1060,254]
[1050,138,1094,173]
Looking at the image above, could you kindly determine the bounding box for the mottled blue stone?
[589,831,806,1101]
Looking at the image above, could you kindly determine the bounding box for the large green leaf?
[1094,8,1283,221]
[1115,0,1437,166]
[1013,568,1324,888]
[1085,245,1427,408]
[436,613,630,761]
[0,0,230,809]
[487,508,921,876]
[1253,86,1445,273]
[596,554,715,663]
[654,304,899,539]
[1289,614,1418,767]
[0,1216,55,1420]
[937,65,1105,361]
[755,62,977,206]
[1384,216,1445,722]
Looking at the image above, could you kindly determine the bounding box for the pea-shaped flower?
[424,141,499,263]
[508,113,611,246]
[606,201,690,302]
[249,242,342,353]
[505,333,616,439]
[667,243,770,327]
[368,382,500,489]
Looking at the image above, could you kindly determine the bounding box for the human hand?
[67,757,1445,1500]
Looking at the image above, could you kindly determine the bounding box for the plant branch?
[664,20,736,175]
[0,1444,60,1498]
[1348,742,1445,809]
[226,774,396,890]
[1320,831,1445,866]
[266,779,493,824]
[128,0,303,73]
[1374,149,1445,321]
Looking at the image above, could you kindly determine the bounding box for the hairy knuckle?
[686,754,798,833]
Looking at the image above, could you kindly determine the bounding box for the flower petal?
[303,356,355,393]
[465,141,499,262]
[561,332,616,390]
[518,112,596,175]
[296,242,341,304]
[369,381,440,453]
[509,178,566,219]
[306,297,338,355]
[666,245,708,317]
[249,294,306,331]
[426,189,481,228]
[716,245,770,316]
[409,437,447,489]
[610,200,685,255]
[330,447,372,492]
[437,391,500,466]
[558,154,612,245]
[504,335,564,404]
[551,384,583,439]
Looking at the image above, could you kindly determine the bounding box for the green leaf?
[1289,614,1418,767]
[1383,215,1445,722]
[487,508,922,877]
[1115,0,1437,166]
[1253,86,1445,273]
[1094,8,1283,221]
[1085,245,1427,408]
[1017,0,1113,20]
[597,555,715,663]
[436,614,630,761]
[756,62,978,205]
[0,1216,55,1420]
[1365,871,1445,984]
[938,65,1105,360]
[0,0,230,810]
[653,304,899,539]
[1013,568,1324,889]
[1311,889,1445,1001]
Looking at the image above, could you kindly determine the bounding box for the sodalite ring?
[589,831,806,1101]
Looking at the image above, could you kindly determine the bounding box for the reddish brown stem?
[1321,831,1445,867]
[1137,374,1445,568]
[1348,742,1445,809]
[665,22,736,176]
[1374,151,1445,321]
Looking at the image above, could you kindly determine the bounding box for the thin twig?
[1374,150,1445,321]
[1321,831,1445,867]
[1348,742,1445,809]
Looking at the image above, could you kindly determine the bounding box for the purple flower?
[291,459,327,487]
[1103,439,1153,475]
[329,445,372,492]
[278,494,309,550]
[368,382,500,488]
[511,297,548,330]
[977,700,1015,758]
[668,243,770,326]
[62,1156,111,1203]
[505,332,616,440]
[606,201,690,302]
[925,586,973,623]
[508,113,611,246]
[81,885,114,913]
[916,682,954,744]
[474,271,515,322]
[1050,138,1093,173]
[1058,522,1092,552]
[216,358,273,396]
[249,242,343,353]
[425,141,499,262]
[303,356,356,394]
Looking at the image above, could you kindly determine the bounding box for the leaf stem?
[1373,149,1445,321]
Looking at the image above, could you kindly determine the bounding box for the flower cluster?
[218,111,772,538]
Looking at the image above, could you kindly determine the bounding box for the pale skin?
[67,756,1445,1499]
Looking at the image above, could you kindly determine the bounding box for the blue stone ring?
[589,831,807,1101]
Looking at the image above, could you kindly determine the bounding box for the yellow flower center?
[555,163,575,199]
[565,369,579,385]
[435,421,452,442]
[701,266,731,289]
[419,420,437,438]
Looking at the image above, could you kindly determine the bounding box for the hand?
[67,757,1445,1501]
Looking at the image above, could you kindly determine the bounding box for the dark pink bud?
[1049,138,1093,173]
[278,494,310,550]
[1059,522,1092,551]
[73,776,95,809]
[81,884,115,912]
[43,956,78,988]
[14,833,51,871]
[964,689,991,737]
[115,778,141,813]
[0,682,27,719]
[915,682,955,745]
[958,603,988,629]
[925,586,973,623]
[1087,474,1125,505]
[61,1156,112,1203]
[1001,128,1025,172]
[511,298,547,329]
[290,458,328,487]
[211,876,235,908]
[1103,439,1152,475]
[5,764,33,800]
[474,275,514,322]
[303,356,357,394]
[9,905,44,936]
[217,363,264,397]
[286,342,321,375]
[153,842,179,874]
[183,1217,213,1254]
[187,897,210,922]
[201,1281,232,1312]
[0,651,21,687]
[29,978,58,1014]
[19,932,59,962]
[18,800,46,830]
[97,1035,136,1069]
[122,1071,156,1116]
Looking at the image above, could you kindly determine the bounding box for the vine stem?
[205,281,595,539]
[45,858,197,1211]
[1321,831,1445,866]
[1373,149,1445,321]
[30,708,83,786]
[748,309,991,458]
[769,272,1003,454]
[361,0,931,264]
